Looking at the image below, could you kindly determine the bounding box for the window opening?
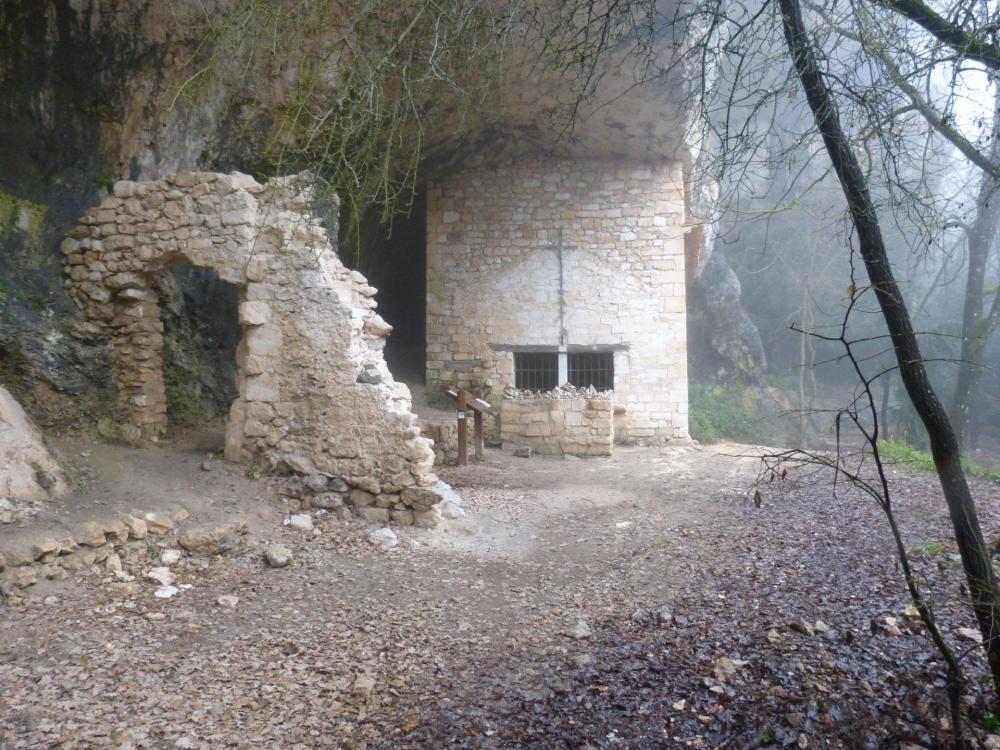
[514,351,558,390]
[568,351,614,390]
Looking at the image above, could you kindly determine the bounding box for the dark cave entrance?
[340,190,427,384]
[154,260,241,444]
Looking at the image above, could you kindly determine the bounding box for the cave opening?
[340,189,427,386]
[155,260,241,448]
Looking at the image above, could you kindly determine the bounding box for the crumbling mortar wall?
[63,171,447,522]
[426,157,689,444]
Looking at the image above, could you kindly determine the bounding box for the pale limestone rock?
[77,521,106,547]
[390,509,414,526]
[105,552,125,577]
[31,541,61,560]
[143,512,174,535]
[357,507,389,523]
[145,567,175,587]
[238,301,270,326]
[264,543,293,568]
[312,492,344,510]
[177,525,231,555]
[161,549,182,565]
[287,514,314,532]
[367,527,398,549]
[123,515,148,540]
[349,489,376,507]
[4,566,37,588]
[0,386,66,501]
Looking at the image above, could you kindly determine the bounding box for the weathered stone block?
[239,301,270,326]
[349,489,376,507]
[357,506,390,523]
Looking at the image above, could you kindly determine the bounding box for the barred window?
[568,351,614,391]
[514,352,558,390]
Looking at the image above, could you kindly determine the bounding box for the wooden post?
[457,388,468,466]
[474,409,484,462]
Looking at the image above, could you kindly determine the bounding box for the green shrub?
[688,384,764,444]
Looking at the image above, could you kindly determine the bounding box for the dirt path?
[2,438,999,748]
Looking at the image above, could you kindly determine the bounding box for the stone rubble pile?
[503,383,614,400]
[0,510,239,593]
[283,473,464,528]
[64,171,452,518]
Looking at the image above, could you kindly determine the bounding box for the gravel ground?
[2,442,1000,749]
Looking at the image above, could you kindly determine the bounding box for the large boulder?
[0,386,66,501]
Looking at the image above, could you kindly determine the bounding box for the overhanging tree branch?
[869,0,1000,71]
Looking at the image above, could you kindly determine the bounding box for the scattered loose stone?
[106,521,131,544]
[122,515,148,540]
[956,626,983,643]
[178,525,232,555]
[217,595,239,608]
[154,585,179,599]
[105,552,125,578]
[161,549,182,565]
[368,527,399,550]
[145,567,176,587]
[77,521,106,547]
[881,616,904,637]
[200,460,212,471]
[31,540,61,560]
[565,620,591,640]
[146,612,166,621]
[264,543,293,568]
[144,512,175,535]
[287,514,314,532]
[5,567,37,588]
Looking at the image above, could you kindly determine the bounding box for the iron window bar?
[513,351,559,390]
[567,351,614,391]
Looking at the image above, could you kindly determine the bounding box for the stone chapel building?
[425,157,691,448]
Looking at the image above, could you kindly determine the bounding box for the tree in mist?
[949,87,1000,449]
[776,1,1000,740]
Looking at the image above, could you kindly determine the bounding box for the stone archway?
[63,172,445,520]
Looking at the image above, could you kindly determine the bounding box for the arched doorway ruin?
[63,172,446,519]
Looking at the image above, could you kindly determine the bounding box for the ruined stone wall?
[500,396,613,456]
[426,157,689,443]
[64,172,447,518]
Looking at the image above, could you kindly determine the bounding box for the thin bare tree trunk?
[951,91,1000,448]
[778,0,1000,703]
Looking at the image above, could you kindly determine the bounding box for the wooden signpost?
[446,388,490,465]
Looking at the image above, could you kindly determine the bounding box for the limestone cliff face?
[0,0,270,428]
